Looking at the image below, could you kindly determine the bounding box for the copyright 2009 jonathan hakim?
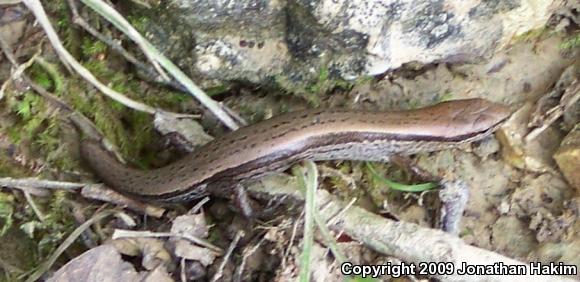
[340,261,577,278]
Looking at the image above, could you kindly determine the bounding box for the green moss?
[440,89,455,101]
[45,0,78,52]
[273,65,354,106]
[82,59,111,79]
[65,54,154,159]
[13,92,40,120]
[32,57,65,95]
[128,15,151,33]
[0,193,15,237]
[204,84,231,96]
[6,27,175,169]
[0,151,29,177]
[63,52,188,165]
[81,38,108,57]
[314,67,351,93]
[92,94,128,150]
[0,227,37,280]
[354,75,375,85]
[28,64,54,91]
[306,66,352,104]
[19,191,76,260]
[0,190,77,277]
[459,227,475,237]
[559,33,580,50]
[326,162,353,193]
[4,88,78,171]
[512,27,549,43]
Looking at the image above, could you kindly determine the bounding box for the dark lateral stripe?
[156,120,504,201]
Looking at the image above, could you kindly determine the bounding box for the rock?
[170,213,210,239]
[173,240,216,266]
[491,216,537,258]
[511,174,572,217]
[554,124,580,190]
[137,0,559,92]
[497,102,564,173]
[154,112,214,152]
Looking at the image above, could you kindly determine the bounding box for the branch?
[248,175,575,282]
[0,177,85,190]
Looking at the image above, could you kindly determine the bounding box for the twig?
[3,3,188,143]
[247,175,576,282]
[220,102,248,126]
[188,196,210,214]
[112,229,223,254]
[20,72,103,139]
[0,0,22,5]
[210,230,244,282]
[68,200,99,249]
[325,197,355,227]
[2,29,204,219]
[23,191,45,221]
[113,211,136,228]
[0,33,77,114]
[180,257,187,282]
[7,185,51,197]
[25,209,115,282]
[3,4,197,147]
[282,212,302,267]
[235,236,266,282]
[0,54,33,96]
[78,0,240,130]
[67,0,151,74]
[0,30,19,65]
[23,0,157,114]
[0,35,39,100]
[80,184,166,218]
[525,79,579,142]
[0,177,86,190]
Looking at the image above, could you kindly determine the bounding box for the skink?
[81,98,511,202]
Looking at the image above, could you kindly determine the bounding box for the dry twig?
[525,79,579,142]
[0,177,86,190]
[210,230,244,282]
[248,175,576,282]
[81,184,166,218]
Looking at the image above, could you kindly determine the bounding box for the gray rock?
[140,0,557,92]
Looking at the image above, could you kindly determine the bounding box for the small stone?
[554,124,580,190]
[491,216,537,257]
